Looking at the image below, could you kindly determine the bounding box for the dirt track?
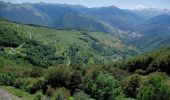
[0,89,13,100]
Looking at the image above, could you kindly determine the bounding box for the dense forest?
[0,20,170,100]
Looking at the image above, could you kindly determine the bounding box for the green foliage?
[46,66,71,87]
[14,77,45,94]
[0,73,16,85]
[0,27,25,47]
[34,91,44,100]
[84,69,124,100]
[30,67,46,78]
[46,85,55,97]
[122,74,141,98]
[51,87,71,100]
[108,67,129,80]
[137,74,170,100]
[0,86,35,100]
[0,20,137,67]
[69,70,83,94]
[1,19,170,100]
[73,92,90,100]
[23,40,59,67]
[116,47,170,75]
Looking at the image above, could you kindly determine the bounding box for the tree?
[122,74,141,98]
[137,74,170,100]
[52,87,70,100]
[73,92,90,100]
[46,66,70,87]
[69,70,83,94]
[84,70,124,100]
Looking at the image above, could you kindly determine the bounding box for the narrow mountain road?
[0,89,13,100]
[64,53,71,67]
[27,31,32,39]
[18,43,25,48]
[8,48,16,54]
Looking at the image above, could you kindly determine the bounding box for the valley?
[0,1,170,100]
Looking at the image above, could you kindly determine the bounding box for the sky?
[2,0,170,9]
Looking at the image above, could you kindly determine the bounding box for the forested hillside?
[0,20,170,100]
[1,1,170,100]
[0,20,137,67]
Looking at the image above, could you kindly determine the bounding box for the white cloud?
[134,4,147,10]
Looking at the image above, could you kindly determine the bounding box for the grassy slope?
[0,86,35,100]
[0,20,138,64]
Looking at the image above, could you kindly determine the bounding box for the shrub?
[84,69,124,100]
[14,77,45,94]
[0,27,25,47]
[122,74,141,98]
[137,74,170,100]
[108,67,129,80]
[69,70,83,94]
[46,66,71,87]
[30,67,46,78]
[34,91,44,100]
[73,91,90,100]
[0,73,16,86]
[46,85,55,98]
[51,87,70,100]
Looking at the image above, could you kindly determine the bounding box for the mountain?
[126,14,170,51]
[1,2,170,100]
[75,6,143,31]
[0,20,138,67]
[0,2,115,34]
[137,14,170,36]
[0,1,143,34]
[131,8,170,19]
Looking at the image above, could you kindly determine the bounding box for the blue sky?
[2,0,170,9]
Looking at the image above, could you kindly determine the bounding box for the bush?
[46,85,55,98]
[30,67,46,78]
[108,67,129,80]
[137,74,170,100]
[23,40,58,67]
[0,73,16,86]
[122,74,141,98]
[14,77,45,94]
[0,27,25,47]
[84,69,124,100]
[46,66,71,87]
[69,70,83,94]
[51,87,70,100]
[34,91,44,100]
[73,91,90,100]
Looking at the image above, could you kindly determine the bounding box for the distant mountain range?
[128,14,170,51]
[0,1,170,52]
[130,8,170,19]
[0,2,142,32]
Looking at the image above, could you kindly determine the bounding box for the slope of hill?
[138,15,170,35]
[76,6,143,31]
[0,20,138,67]
[1,32,170,100]
[0,2,115,34]
[0,1,144,34]
[124,14,170,51]
[131,8,170,19]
